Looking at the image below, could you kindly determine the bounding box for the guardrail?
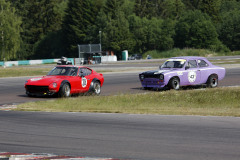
[0,56,118,67]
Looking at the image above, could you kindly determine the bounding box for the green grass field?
[16,87,240,117]
[0,67,50,77]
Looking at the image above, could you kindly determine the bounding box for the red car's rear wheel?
[92,81,101,95]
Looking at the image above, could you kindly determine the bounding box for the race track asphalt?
[0,111,240,160]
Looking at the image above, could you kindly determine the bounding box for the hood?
[27,76,66,86]
[141,69,172,75]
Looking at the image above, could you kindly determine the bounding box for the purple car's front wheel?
[168,77,180,90]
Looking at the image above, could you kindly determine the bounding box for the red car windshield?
[47,67,78,76]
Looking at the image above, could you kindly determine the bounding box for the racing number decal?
[188,71,197,83]
[82,77,87,88]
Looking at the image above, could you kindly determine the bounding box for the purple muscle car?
[139,56,225,90]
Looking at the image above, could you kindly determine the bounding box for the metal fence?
[77,44,102,65]
[78,44,101,55]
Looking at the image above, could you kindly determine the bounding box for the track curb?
[0,152,121,160]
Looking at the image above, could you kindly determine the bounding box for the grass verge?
[16,87,240,117]
[142,48,240,59]
[210,59,240,65]
[0,67,50,77]
[0,67,134,78]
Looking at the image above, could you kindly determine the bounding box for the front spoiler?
[140,79,166,88]
[141,84,166,88]
[26,91,56,97]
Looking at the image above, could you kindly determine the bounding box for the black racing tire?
[78,93,85,96]
[91,81,101,96]
[26,92,34,97]
[58,83,71,97]
[206,75,218,88]
[168,77,180,90]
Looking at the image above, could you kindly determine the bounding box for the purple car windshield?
[47,67,78,76]
[161,59,186,69]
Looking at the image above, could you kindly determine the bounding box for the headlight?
[140,74,144,80]
[159,74,164,80]
[50,82,57,88]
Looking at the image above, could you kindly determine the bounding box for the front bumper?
[25,85,57,96]
[140,78,166,88]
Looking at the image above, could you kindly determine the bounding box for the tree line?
[0,0,240,61]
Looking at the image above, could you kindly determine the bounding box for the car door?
[65,67,80,93]
[83,68,95,91]
[197,59,209,83]
[182,60,201,85]
[78,67,93,92]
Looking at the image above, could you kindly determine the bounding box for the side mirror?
[185,66,190,70]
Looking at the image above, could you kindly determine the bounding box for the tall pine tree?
[0,0,21,61]
[160,0,186,19]
[104,0,125,19]
[8,0,63,59]
[102,0,134,54]
[199,0,221,22]
[175,10,220,49]
[34,0,68,59]
[63,0,94,57]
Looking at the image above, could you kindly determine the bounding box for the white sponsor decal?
[177,71,183,76]
[188,71,197,83]
[30,78,42,81]
[82,77,87,88]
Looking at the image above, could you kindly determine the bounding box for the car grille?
[143,74,160,79]
[26,85,49,93]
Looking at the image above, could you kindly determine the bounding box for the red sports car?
[25,65,104,97]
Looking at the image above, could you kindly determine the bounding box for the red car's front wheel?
[59,83,71,97]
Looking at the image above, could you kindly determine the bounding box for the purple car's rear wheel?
[207,75,218,88]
